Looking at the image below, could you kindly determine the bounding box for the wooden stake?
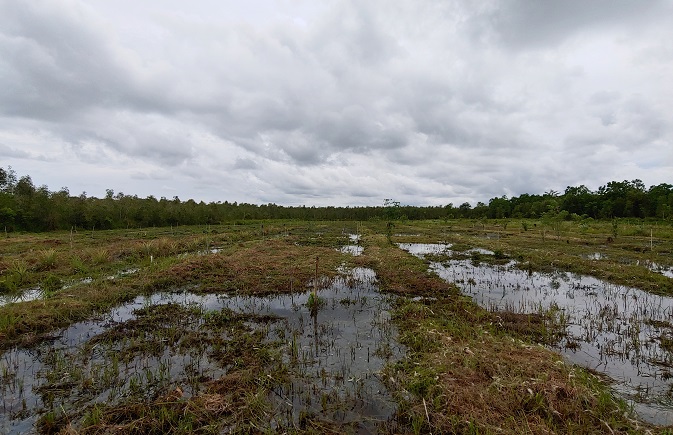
[313,256,319,296]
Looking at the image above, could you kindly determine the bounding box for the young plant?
[306,291,325,315]
[37,249,58,271]
[69,255,88,274]
[8,260,28,285]
[41,274,63,296]
[89,248,110,265]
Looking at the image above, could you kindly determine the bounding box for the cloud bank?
[1,0,671,205]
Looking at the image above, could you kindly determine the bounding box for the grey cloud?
[233,157,259,170]
[0,1,129,120]
[308,1,402,67]
[588,91,621,105]
[569,95,670,152]
[1,0,671,206]
[130,170,170,181]
[600,113,617,127]
[351,188,379,199]
[0,0,481,169]
[0,143,31,158]
[61,114,195,166]
[483,0,671,50]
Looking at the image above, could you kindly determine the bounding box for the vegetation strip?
[1,166,672,231]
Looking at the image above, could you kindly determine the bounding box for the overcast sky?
[1,0,672,206]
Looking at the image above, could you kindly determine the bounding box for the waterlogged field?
[1,219,673,433]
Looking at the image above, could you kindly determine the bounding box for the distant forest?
[1,166,671,232]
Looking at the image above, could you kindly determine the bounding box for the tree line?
[0,166,671,232]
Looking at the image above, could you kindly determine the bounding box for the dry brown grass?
[74,367,271,434]
[412,325,641,433]
[363,234,458,297]
[363,231,656,434]
[153,237,349,295]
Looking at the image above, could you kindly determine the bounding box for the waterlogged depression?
[399,243,673,426]
[584,251,673,278]
[0,269,138,307]
[0,267,403,433]
[338,233,364,256]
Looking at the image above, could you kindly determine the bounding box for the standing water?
[399,243,673,426]
[0,267,403,433]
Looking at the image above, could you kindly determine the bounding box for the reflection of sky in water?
[585,252,607,260]
[397,243,452,256]
[0,287,43,306]
[466,247,495,256]
[1,269,140,307]
[339,233,363,256]
[340,245,364,256]
[643,260,673,279]
[1,267,401,433]
[399,243,673,426]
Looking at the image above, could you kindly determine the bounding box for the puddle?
[62,277,93,289]
[0,287,43,306]
[399,243,673,426]
[660,268,673,279]
[0,269,142,308]
[397,243,452,256]
[340,245,364,256]
[642,261,673,279]
[585,252,608,261]
[612,258,673,279]
[178,246,224,258]
[105,268,140,280]
[466,247,495,256]
[396,243,491,258]
[339,234,363,256]
[0,268,403,433]
[262,267,402,430]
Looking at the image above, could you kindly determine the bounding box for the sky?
[1,0,672,207]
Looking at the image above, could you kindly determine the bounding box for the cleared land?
[1,219,672,434]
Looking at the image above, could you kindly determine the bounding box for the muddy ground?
[1,219,672,434]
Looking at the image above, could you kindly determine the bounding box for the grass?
[362,230,650,433]
[393,218,673,294]
[0,219,672,433]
